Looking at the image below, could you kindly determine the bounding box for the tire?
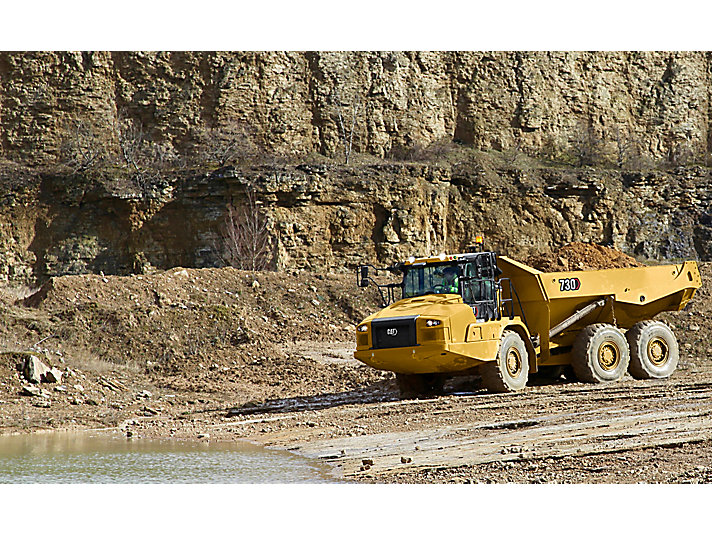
[626,320,679,379]
[481,331,529,393]
[572,323,630,383]
[395,373,445,399]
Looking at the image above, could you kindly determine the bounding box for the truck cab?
[355,251,536,396]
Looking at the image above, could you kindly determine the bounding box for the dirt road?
[217,340,712,482]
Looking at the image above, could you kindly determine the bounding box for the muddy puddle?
[0,431,337,483]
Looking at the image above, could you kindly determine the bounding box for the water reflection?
[0,432,336,484]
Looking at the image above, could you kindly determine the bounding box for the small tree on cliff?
[331,87,361,165]
[59,117,109,173]
[219,188,272,271]
[193,120,259,168]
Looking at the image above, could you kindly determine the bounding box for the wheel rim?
[598,341,620,371]
[506,347,522,378]
[647,336,670,367]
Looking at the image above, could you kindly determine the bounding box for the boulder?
[23,354,51,384]
[22,354,63,384]
[44,367,63,384]
[21,385,42,397]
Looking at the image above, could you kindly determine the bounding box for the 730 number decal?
[559,277,581,291]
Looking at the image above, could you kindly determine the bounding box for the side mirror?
[359,266,370,287]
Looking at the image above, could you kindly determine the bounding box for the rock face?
[1,52,711,284]
[0,164,710,286]
[0,52,710,165]
[44,367,63,384]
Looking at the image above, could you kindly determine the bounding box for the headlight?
[357,324,368,332]
[425,319,441,327]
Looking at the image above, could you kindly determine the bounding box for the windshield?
[402,263,460,298]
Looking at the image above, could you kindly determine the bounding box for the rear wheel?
[481,331,529,393]
[626,320,679,379]
[572,323,630,383]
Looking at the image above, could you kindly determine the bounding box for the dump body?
[498,257,701,365]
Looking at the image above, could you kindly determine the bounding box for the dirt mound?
[2,267,389,407]
[525,243,643,272]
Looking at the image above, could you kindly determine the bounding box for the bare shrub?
[193,120,259,168]
[540,135,572,164]
[219,188,272,272]
[570,121,606,167]
[612,126,660,170]
[113,111,181,190]
[502,138,522,166]
[614,126,635,168]
[387,138,459,163]
[59,117,109,173]
[116,114,155,189]
[667,139,697,167]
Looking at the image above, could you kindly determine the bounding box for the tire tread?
[572,323,629,383]
[626,320,678,379]
[481,331,528,393]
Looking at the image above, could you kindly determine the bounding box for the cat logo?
[386,328,398,336]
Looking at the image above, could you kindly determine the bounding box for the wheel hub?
[506,348,522,378]
[648,337,670,367]
[598,342,620,371]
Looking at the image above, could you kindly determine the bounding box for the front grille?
[371,315,418,349]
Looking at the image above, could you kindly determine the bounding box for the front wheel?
[626,320,679,379]
[572,323,630,383]
[481,331,529,393]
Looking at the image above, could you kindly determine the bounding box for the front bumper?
[354,343,482,374]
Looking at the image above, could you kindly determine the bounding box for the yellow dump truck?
[355,246,701,396]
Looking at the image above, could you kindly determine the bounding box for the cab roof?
[402,251,493,266]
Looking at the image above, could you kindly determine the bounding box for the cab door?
[461,254,499,321]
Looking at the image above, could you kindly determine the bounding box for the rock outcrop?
[1,163,710,285]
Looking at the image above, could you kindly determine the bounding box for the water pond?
[0,431,336,484]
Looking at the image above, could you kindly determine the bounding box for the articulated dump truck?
[354,246,701,397]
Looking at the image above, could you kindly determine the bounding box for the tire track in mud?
[242,376,712,478]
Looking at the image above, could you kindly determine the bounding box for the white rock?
[21,384,42,397]
[23,354,50,384]
[44,367,63,384]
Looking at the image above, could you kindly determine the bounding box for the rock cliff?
[1,163,710,286]
[1,51,711,285]
[1,52,711,165]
